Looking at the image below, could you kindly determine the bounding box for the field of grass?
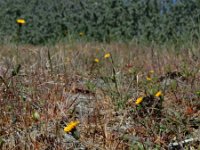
[0,42,199,149]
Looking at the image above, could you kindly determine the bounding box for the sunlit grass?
[0,42,199,149]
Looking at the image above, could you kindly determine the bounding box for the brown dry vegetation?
[0,42,199,150]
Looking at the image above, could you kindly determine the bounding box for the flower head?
[94,58,99,63]
[64,121,79,133]
[155,91,162,97]
[135,97,143,105]
[104,53,111,58]
[79,32,84,36]
[16,19,26,25]
[146,76,152,81]
[149,70,154,74]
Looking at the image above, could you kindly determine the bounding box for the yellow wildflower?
[135,97,143,105]
[149,70,154,74]
[64,121,80,133]
[16,19,26,25]
[104,53,111,58]
[79,32,84,36]
[94,58,99,63]
[155,91,162,97]
[146,76,152,81]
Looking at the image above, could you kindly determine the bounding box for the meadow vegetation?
[0,0,200,149]
[0,42,199,149]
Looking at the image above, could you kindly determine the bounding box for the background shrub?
[0,0,200,45]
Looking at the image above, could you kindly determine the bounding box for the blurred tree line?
[0,0,200,45]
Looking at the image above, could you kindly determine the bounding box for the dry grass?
[0,42,199,149]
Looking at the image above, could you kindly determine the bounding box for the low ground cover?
[0,43,199,149]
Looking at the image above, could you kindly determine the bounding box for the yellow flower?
[135,97,143,105]
[146,76,152,81]
[64,121,80,133]
[155,91,162,97]
[104,53,111,58]
[16,19,25,25]
[94,58,99,63]
[79,32,84,36]
[149,70,154,74]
